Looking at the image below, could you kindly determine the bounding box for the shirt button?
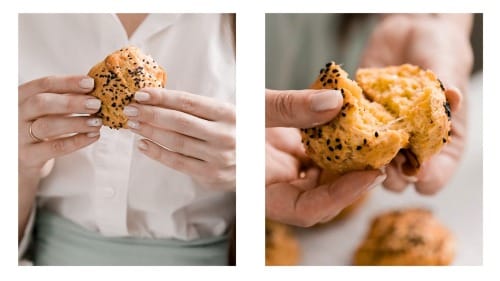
[101,187,115,198]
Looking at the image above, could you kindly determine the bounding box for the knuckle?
[210,169,227,184]
[31,94,49,112]
[168,156,185,171]
[179,95,196,112]
[216,150,235,167]
[170,134,186,151]
[51,139,67,154]
[38,76,55,92]
[273,93,294,121]
[150,109,161,124]
[215,103,235,120]
[216,129,236,148]
[173,114,191,128]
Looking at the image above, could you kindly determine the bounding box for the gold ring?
[28,121,43,143]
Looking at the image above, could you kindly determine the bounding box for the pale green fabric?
[33,210,229,266]
[265,14,378,90]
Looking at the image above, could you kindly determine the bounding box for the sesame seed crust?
[300,62,451,175]
[88,46,167,129]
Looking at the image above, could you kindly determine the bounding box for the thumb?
[265,89,343,128]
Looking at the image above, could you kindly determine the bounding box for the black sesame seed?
[335,155,340,160]
[356,146,362,150]
[320,68,325,74]
[326,62,332,68]
[332,69,338,73]
[437,78,445,91]
[111,102,116,107]
[448,130,451,136]
[336,144,343,150]
[306,140,310,145]
[363,139,367,145]
[309,134,315,138]
[326,139,331,145]
[320,76,325,82]
[375,131,379,137]
[335,138,340,142]
[328,146,334,152]
[334,79,338,84]
[326,156,332,161]
[443,102,451,120]
[443,138,447,143]
[327,79,333,84]
[341,112,346,117]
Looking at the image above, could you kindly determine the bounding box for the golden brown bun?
[266,220,300,266]
[88,46,167,129]
[301,62,450,175]
[353,208,455,265]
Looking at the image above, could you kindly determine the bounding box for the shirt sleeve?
[18,207,35,265]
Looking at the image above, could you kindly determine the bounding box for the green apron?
[33,210,229,266]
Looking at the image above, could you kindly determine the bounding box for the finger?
[129,122,235,167]
[265,89,343,128]
[20,93,102,121]
[382,154,411,192]
[29,116,102,141]
[382,164,410,192]
[444,87,462,113]
[22,132,100,169]
[134,88,235,122]
[19,75,94,104]
[290,167,321,191]
[137,139,235,189]
[266,127,308,161]
[415,154,457,195]
[266,170,385,227]
[126,104,233,145]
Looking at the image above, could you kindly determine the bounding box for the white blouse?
[18,14,235,243]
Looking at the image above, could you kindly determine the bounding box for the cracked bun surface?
[88,46,167,129]
[301,62,451,175]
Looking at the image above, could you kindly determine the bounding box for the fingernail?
[123,106,138,117]
[369,174,387,190]
[138,140,148,150]
[310,90,342,112]
[87,132,100,138]
[127,120,140,129]
[134,91,150,102]
[401,175,419,183]
[79,78,94,89]
[85,99,101,110]
[87,118,102,127]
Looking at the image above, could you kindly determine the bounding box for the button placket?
[92,129,134,236]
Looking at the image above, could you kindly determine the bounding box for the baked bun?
[266,220,300,266]
[353,208,455,265]
[301,62,451,175]
[88,46,167,129]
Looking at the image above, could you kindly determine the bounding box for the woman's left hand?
[124,88,236,192]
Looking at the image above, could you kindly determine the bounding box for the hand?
[18,75,102,240]
[124,88,236,192]
[19,75,102,180]
[360,14,473,194]
[265,89,386,227]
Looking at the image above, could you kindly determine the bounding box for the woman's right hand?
[18,75,103,240]
[19,75,103,178]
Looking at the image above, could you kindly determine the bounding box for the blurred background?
[265,13,483,265]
